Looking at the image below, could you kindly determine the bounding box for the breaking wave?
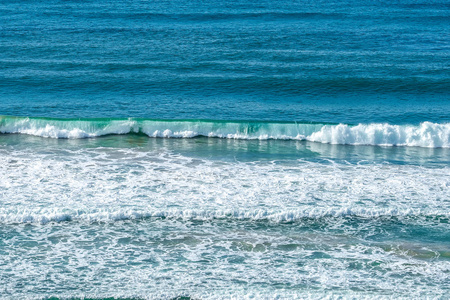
[1,116,449,148]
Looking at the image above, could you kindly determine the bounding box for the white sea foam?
[1,206,449,299]
[1,146,449,298]
[0,207,447,225]
[0,147,449,225]
[1,116,449,147]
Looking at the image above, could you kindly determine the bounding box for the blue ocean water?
[0,0,449,299]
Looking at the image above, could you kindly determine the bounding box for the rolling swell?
[1,116,449,148]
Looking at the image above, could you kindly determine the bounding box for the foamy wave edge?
[1,208,448,225]
[1,116,449,148]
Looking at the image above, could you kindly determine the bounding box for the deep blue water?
[0,0,449,299]
[1,0,449,123]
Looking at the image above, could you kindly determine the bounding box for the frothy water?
[0,137,449,298]
[1,145,449,224]
[2,218,449,299]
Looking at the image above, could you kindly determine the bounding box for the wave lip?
[308,122,450,148]
[0,116,449,148]
[0,116,139,139]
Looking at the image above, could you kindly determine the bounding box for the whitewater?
[1,135,449,299]
[1,145,449,224]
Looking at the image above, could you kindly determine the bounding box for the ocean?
[0,0,449,299]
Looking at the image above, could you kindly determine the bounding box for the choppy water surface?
[0,0,449,298]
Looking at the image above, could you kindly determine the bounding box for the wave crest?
[1,116,449,148]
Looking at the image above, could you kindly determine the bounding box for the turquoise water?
[0,0,449,299]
